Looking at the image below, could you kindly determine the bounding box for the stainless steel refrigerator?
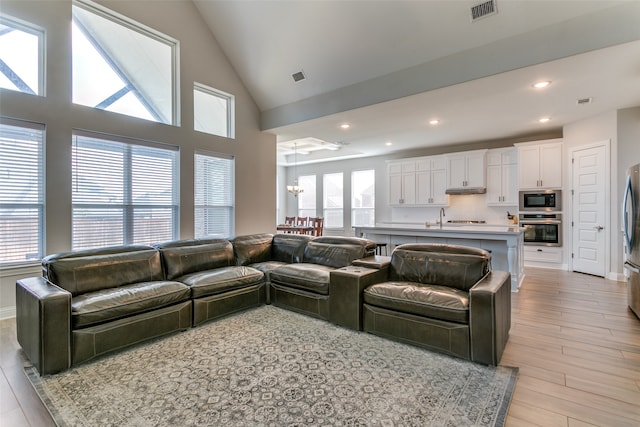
[623,164,640,319]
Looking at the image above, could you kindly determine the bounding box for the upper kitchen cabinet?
[388,160,416,205]
[415,156,448,206]
[388,156,448,206]
[486,147,518,206]
[516,140,563,189]
[446,149,487,193]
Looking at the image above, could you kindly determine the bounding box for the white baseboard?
[608,272,626,282]
[0,306,16,320]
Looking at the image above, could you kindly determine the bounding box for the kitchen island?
[354,223,524,291]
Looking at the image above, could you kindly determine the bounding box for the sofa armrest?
[329,265,389,330]
[468,270,511,365]
[352,255,391,270]
[16,277,72,375]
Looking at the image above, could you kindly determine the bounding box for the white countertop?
[356,222,522,235]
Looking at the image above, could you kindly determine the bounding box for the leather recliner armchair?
[360,243,511,365]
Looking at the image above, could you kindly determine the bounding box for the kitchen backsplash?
[390,194,517,225]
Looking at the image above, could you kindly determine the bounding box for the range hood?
[445,187,486,195]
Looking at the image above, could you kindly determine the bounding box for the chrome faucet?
[439,207,446,228]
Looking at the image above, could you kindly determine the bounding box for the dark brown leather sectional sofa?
[16,234,511,376]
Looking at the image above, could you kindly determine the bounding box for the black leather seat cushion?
[71,281,190,328]
[249,261,288,281]
[178,266,264,298]
[364,281,469,324]
[269,263,335,295]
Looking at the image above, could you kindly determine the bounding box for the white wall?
[563,107,640,280]
[0,0,277,317]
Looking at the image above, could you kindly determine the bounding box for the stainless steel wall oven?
[519,213,562,246]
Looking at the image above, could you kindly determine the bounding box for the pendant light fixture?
[286,142,304,197]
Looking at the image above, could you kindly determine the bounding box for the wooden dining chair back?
[285,216,296,225]
[296,216,309,226]
[308,217,324,236]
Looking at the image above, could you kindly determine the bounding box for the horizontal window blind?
[194,152,234,238]
[0,118,44,264]
[72,133,178,249]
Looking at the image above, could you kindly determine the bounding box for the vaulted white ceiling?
[192,0,640,165]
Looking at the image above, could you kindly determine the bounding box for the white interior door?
[572,144,608,277]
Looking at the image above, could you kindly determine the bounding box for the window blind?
[0,118,45,264]
[194,152,234,238]
[72,132,178,249]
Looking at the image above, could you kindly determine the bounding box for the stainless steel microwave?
[519,190,561,212]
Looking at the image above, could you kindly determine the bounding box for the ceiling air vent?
[292,71,306,83]
[471,0,498,21]
[577,97,593,105]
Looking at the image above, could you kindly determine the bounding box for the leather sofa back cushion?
[271,234,312,263]
[303,241,367,269]
[43,248,164,296]
[159,240,234,280]
[390,245,490,291]
[232,233,274,266]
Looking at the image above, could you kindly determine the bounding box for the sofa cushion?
[364,281,469,324]
[71,281,190,328]
[389,244,490,291]
[156,239,234,280]
[269,263,335,295]
[303,237,375,269]
[43,246,164,296]
[178,266,264,299]
[249,261,289,282]
[271,234,312,263]
[232,233,274,266]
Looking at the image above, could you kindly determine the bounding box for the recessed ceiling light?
[385,141,393,146]
[538,117,551,123]
[429,119,440,125]
[533,81,551,89]
[340,123,350,129]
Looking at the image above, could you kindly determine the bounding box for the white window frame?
[72,0,180,125]
[0,14,45,96]
[194,82,235,139]
[72,130,179,250]
[323,172,344,229]
[194,151,235,238]
[351,169,375,227]
[0,117,45,265]
[297,174,316,219]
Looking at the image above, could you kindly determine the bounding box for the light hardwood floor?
[1,267,639,427]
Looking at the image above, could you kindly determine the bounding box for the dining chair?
[296,216,309,226]
[308,217,323,236]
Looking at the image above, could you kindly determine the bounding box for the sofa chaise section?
[155,238,266,326]
[16,245,192,375]
[268,236,376,320]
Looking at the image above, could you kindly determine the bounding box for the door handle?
[624,261,640,274]
[594,226,604,231]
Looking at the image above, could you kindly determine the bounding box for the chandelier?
[287,143,304,197]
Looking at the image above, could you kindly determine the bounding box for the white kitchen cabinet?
[446,150,487,191]
[416,156,448,205]
[517,140,563,189]
[523,245,563,267]
[486,148,518,206]
[388,160,416,205]
[389,157,447,206]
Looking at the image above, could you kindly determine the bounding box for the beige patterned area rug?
[25,305,517,426]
